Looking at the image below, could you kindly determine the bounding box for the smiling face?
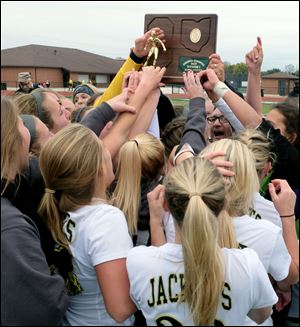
[74,93,91,110]
[43,93,71,134]
[206,108,233,142]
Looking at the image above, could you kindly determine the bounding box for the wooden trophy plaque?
[144,14,218,84]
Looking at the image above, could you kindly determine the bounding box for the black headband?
[20,114,36,148]
[31,92,46,123]
[73,85,95,102]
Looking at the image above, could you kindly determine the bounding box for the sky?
[1,1,299,71]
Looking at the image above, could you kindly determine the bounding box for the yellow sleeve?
[93,56,143,108]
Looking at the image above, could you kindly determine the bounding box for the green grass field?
[170,98,274,115]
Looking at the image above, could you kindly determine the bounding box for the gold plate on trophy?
[190,28,201,43]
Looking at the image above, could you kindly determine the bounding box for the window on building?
[78,74,89,84]
[96,75,108,83]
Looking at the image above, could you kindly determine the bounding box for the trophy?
[144,30,167,67]
[144,14,218,84]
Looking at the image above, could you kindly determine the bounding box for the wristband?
[213,81,230,98]
[279,214,295,218]
[173,143,195,166]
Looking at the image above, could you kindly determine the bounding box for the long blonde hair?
[232,129,276,178]
[112,133,165,235]
[38,124,103,249]
[1,96,23,194]
[164,156,226,326]
[200,138,259,217]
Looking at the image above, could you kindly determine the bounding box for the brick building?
[1,44,124,89]
[261,72,299,96]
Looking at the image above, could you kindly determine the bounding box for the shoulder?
[70,204,128,229]
[126,245,160,272]
[234,214,281,233]
[127,245,152,258]
[223,247,263,273]
[1,197,38,232]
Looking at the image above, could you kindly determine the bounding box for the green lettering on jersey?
[147,277,155,307]
[222,282,232,310]
[238,243,247,249]
[168,274,179,303]
[249,207,262,220]
[157,276,168,305]
[156,314,182,326]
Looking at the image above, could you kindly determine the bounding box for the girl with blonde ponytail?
[126,156,277,326]
[38,123,136,325]
[112,132,165,245]
[201,138,299,325]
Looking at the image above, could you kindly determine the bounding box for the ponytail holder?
[189,192,201,199]
[45,188,55,194]
[131,139,139,146]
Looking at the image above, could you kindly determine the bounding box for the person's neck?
[174,222,182,244]
[92,187,107,204]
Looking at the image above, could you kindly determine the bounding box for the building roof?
[262,72,299,79]
[1,44,124,74]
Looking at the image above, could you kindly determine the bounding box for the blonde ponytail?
[164,156,228,325]
[112,133,165,235]
[38,124,103,250]
[112,140,142,235]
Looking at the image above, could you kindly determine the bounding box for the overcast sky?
[1,1,299,71]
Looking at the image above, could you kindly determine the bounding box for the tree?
[233,63,248,77]
[261,68,281,76]
[285,64,296,75]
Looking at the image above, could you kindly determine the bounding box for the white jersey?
[127,243,277,326]
[233,215,291,282]
[163,212,176,243]
[250,192,282,228]
[62,204,134,326]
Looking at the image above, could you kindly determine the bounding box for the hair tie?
[131,139,139,146]
[189,192,201,199]
[45,188,55,194]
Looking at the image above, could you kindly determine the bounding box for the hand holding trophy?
[144,30,167,67]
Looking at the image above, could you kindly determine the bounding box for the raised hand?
[268,179,296,217]
[183,70,204,99]
[140,66,166,90]
[106,87,136,114]
[132,27,165,58]
[208,53,225,82]
[199,151,235,177]
[198,69,220,91]
[245,36,264,74]
[147,184,167,226]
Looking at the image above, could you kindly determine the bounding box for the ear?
[261,161,272,179]
[286,132,297,145]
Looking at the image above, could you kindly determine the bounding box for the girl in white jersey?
[38,124,136,326]
[200,139,299,324]
[232,129,282,228]
[127,156,278,326]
